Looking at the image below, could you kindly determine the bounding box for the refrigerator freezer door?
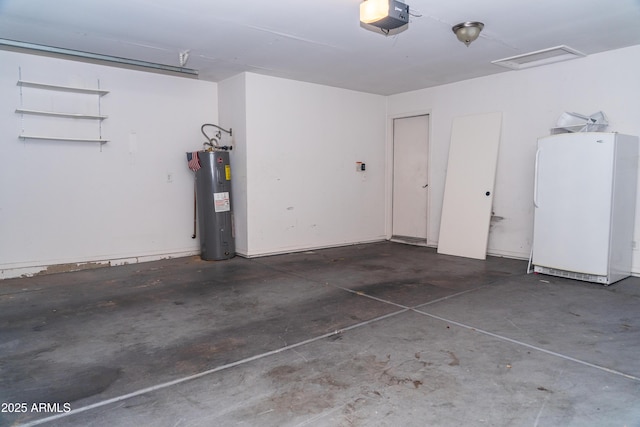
[532,133,615,276]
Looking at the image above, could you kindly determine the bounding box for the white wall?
[0,51,218,278]
[221,73,388,256]
[6,45,639,278]
[388,45,640,270]
[217,73,248,254]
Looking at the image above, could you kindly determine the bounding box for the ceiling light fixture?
[360,0,410,35]
[452,21,484,47]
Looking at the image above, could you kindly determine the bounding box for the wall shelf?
[17,80,109,96]
[19,135,109,143]
[16,69,108,144]
[15,108,108,120]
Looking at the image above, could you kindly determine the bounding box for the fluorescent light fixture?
[360,0,409,31]
[492,45,586,70]
[0,38,198,77]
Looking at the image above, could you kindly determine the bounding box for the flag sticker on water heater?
[213,192,230,212]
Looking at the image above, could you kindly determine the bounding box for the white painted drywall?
[5,44,639,278]
[229,73,387,256]
[218,73,248,255]
[387,45,640,271]
[0,51,218,278]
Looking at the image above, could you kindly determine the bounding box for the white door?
[437,112,502,259]
[392,115,429,244]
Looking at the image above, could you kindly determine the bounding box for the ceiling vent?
[491,45,586,70]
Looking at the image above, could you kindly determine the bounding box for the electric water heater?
[195,151,235,260]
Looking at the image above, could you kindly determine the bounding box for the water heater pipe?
[201,123,232,150]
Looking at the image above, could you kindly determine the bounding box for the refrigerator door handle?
[533,148,541,208]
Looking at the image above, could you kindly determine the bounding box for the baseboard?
[0,249,200,280]
[240,238,388,259]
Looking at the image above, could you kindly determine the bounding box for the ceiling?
[1,0,640,95]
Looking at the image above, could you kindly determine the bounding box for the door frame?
[385,110,432,244]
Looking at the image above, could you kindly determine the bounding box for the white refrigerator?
[532,132,639,285]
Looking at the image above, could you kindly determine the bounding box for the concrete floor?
[1,241,640,427]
